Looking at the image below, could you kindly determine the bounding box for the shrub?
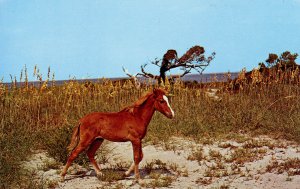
[42,124,89,165]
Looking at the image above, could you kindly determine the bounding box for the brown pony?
[61,88,174,182]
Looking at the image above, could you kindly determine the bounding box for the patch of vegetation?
[141,159,176,187]
[187,148,205,164]
[208,149,223,160]
[226,134,250,144]
[96,182,125,189]
[0,122,33,188]
[168,163,188,176]
[43,179,59,189]
[266,158,300,176]
[196,177,212,185]
[218,142,236,149]
[144,159,169,174]
[204,162,229,178]
[225,147,267,165]
[97,169,125,182]
[144,175,174,188]
[41,124,90,166]
[242,139,275,149]
[41,159,62,172]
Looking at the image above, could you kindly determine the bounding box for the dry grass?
[97,169,126,182]
[1,67,300,187]
[142,159,175,187]
[187,148,205,164]
[266,158,300,176]
[225,148,266,165]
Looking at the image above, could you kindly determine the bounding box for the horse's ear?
[153,88,166,97]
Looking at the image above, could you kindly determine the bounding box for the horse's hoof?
[124,171,130,177]
[138,179,145,186]
[60,175,65,182]
[96,171,103,178]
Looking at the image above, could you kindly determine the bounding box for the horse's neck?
[136,96,155,126]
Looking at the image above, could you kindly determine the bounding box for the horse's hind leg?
[125,163,135,176]
[61,141,90,180]
[86,138,104,176]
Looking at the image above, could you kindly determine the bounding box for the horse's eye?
[160,100,165,103]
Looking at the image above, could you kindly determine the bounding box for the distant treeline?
[2,72,239,88]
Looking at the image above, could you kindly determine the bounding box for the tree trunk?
[159,58,169,84]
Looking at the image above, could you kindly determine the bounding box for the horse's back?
[78,111,137,142]
[80,112,125,124]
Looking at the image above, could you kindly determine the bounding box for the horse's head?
[153,88,174,119]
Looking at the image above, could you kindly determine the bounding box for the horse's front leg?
[125,151,143,176]
[130,139,143,182]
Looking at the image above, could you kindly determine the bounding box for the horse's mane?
[120,89,166,114]
[120,91,153,114]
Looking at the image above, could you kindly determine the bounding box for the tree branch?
[150,58,161,67]
[138,64,160,79]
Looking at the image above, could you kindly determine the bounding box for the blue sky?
[1,0,300,82]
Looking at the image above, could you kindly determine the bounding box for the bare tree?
[122,66,141,89]
[138,45,215,84]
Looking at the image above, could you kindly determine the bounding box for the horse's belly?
[98,126,130,142]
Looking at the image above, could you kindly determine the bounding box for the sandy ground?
[24,136,300,189]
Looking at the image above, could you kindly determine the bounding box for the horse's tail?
[67,124,81,152]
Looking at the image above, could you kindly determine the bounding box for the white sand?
[24,136,300,189]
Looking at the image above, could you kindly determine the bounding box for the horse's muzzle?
[166,112,174,119]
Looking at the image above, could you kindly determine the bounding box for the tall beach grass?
[1,67,300,188]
